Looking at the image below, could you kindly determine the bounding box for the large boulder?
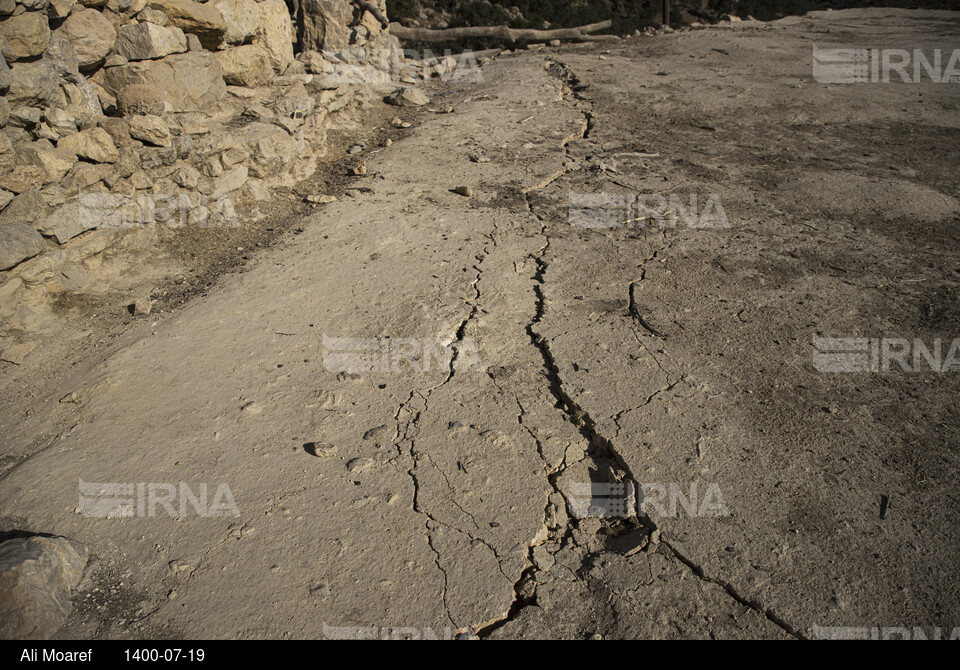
[387,87,430,107]
[0,223,46,270]
[58,8,118,71]
[40,201,102,242]
[36,147,78,181]
[146,0,226,50]
[0,535,88,640]
[0,165,46,194]
[58,127,119,163]
[215,44,273,87]
[0,12,51,61]
[61,78,104,126]
[299,0,354,52]
[211,0,258,46]
[42,32,79,78]
[100,52,225,113]
[0,188,50,226]
[41,33,104,126]
[114,22,188,61]
[254,0,294,72]
[6,60,61,108]
[45,109,78,137]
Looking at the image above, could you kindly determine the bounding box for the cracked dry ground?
[2,9,960,639]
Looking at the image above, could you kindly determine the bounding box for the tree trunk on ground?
[388,20,617,44]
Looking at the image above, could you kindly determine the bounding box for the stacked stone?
[0,0,398,338]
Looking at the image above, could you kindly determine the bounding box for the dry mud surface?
[2,9,959,639]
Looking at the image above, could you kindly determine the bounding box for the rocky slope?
[0,0,424,354]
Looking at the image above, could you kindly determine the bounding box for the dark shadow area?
[0,528,57,544]
[387,0,959,37]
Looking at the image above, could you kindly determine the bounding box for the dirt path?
[1,9,959,639]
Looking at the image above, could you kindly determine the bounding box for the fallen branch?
[388,20,617,44]
[356,0,390,29]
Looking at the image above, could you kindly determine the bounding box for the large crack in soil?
[473,57,808,639]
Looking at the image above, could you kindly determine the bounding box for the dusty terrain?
[2,9,959,639]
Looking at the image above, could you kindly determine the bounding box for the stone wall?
[0,0,399,343]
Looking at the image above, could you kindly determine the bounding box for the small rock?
[241,401,262,415]
[46,0,76,20]
[103,54,128,69]
[304,443,337,458]
[59,392,80,404]
[133,298,153,316]
[306,194,337,205]
[346,457,374,473]
[245,179,269,201]
[175,166,201,190]
[212,165,248,198]
[138,8,169,27]
[215,44,274,88]
[453,186,473,198]
[127,114,172,148]
[116,84,166,117]
[349,161,367,177]
[44,108,77,137]
[386,87,430,107]
[168,560,191,573]
[363,425,390,441]
[114,22,188,61]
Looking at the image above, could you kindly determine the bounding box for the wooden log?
[388,20,617,44]
[356,0,389,29]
